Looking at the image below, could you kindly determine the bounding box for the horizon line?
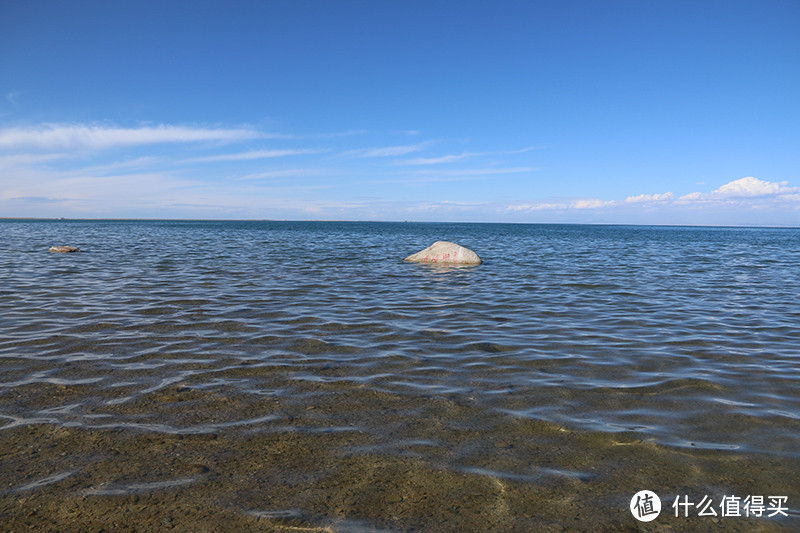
[1,217,798,230]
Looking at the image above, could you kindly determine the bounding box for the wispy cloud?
[400,152,478,165]
[367,166,538,186]
[0,152,70,167]
[506,146,544,154]
[68,157,163,176]
[1,121,544,220]
[5,92,22,106]
[414,166,538,177]
[396,146,543,166]
[186,148,325,163]
[314,129,369,138]
[0,152,162,177]
[0,123,267,150]
[403,199,487,212]
[346,142,430,158]
[237,168,329,180]
[0,170,196,208]
[360,167,538,186]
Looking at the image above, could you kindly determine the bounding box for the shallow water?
[1,220,799,531]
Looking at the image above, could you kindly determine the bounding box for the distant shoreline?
[1,217,799,229]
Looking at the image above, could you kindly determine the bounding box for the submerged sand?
[1,379,797,532]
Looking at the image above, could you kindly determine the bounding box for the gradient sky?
[1,0,798,224]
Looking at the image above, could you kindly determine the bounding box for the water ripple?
[1,220,800,463]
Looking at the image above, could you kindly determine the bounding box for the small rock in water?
[49,246,81,253]
[404,241,482,265]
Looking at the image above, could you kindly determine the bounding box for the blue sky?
[1,1,798,224]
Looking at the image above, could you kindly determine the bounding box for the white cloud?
[677,192,704,202]
[573,199,615,209]
[711,176,796,197]
[506,202,566,212]
[508,177,800,216]
[673,177,800,205]
[624,192,674,203]
[0,123,265,150]
[507,198,616,212]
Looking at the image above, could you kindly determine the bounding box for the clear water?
[2,220,799,530]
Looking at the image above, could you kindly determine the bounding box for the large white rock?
[49,246,81,253]
[404,241,482,265]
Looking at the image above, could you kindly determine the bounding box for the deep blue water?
[2,219,799,458]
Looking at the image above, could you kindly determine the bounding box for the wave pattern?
[2,220,800,462]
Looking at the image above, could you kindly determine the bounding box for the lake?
[1,219,798,531]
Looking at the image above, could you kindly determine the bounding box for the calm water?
[2,219,799,530]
